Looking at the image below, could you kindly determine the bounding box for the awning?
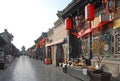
[92,20,112,30]
[72,32,79,37]
[45,38,65,47]
[82,28,92,36]
[72,20,112,38]
[72,28,92,38]
[72,29,84,38]
[32,48,36,52]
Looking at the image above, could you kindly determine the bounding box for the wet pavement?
[0,56,82,81]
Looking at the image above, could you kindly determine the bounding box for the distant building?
[0,29,13,44]
[0,35,7,49]
[21,46,26,55]
[0,29,14,55]
[34,32,47,60]
[0,29,19,68]
[26,45,36,58]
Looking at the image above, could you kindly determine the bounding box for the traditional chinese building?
[0,29,14,56]
[0,35,7,69]
[26,45,36,58]
[0,29,19,68]
[57,0,120,80]
[35,32,47,60]
[45,18,68,66]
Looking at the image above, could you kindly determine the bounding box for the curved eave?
[60,0,83,19]
[0,36,7,47]
[58,0,102,19]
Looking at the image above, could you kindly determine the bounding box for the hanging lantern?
[36,43,39,48]
[85,4,94,21]
[42,38,45,46]
[65,18,72,30]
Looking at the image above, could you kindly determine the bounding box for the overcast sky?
[0,0,72,50]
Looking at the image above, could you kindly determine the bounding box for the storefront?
[0,36,7,69]
[0,51,5,69]
[45,38,67,66]
[34,33,47,60]
[91,5,120,79]
[56,44,64,66]
[58,0,120,80]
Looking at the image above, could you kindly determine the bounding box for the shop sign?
[113,19,120,28]
[83,68,88,75]
[100,13,110,22]
[115,34,120,54]
[93,16,99,27]
[0,52,4,63]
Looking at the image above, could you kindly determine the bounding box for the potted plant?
[90,38,111,81]
[91,39,105,69]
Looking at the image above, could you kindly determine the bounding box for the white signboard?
[100,13,110,22]
[82,68,88,75]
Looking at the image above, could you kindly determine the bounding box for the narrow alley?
[0,0,120,81]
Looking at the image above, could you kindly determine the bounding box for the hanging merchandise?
[85,4,94,21]
[102,0,108,12]
[102,0,117,13]
[107,0,116,13]
[102,0,108,3]
[75,16,80,27]
[65,18,72,30]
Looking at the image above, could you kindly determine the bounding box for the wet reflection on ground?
[0,56,81,81]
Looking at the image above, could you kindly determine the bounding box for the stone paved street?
[0,56,82,81]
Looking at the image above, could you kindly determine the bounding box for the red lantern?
[42,38,45,46]
[36,43,39,48]
[39,40,42,47]
[65,18,72,30]
[85,4,94,21]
